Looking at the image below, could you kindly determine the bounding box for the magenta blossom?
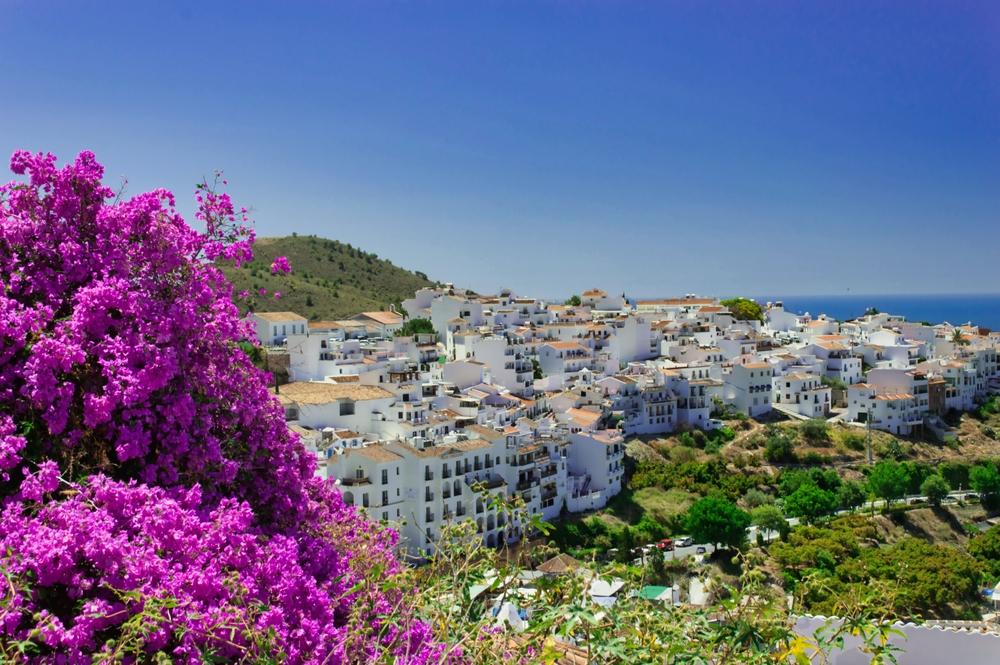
[271,255,292,274]
[0,150,446,663]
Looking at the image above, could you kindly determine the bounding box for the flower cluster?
[271,255,292,274]
[0,151,446,663]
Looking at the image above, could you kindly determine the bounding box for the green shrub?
[800,419,831,446]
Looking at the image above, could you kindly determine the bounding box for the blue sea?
[753,294,1000,331]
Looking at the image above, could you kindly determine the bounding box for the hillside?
[220,235,437,320]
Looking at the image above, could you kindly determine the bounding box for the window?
[381,469,388,484]
[381,490,388,505]
[339,401,355,416]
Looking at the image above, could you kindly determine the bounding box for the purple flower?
[0,150,445,663]
[270,255,292,275]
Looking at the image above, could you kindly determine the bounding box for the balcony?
[540,465,557,478]
[516,479,537,492]
[341,476,371,486]
[471,476,506,491]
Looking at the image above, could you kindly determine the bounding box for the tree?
[684,497,750,550]
[565,294,581,306]
[764,427,796,463]
[836,480,867,512]
[396,317,435,337]
[970,464,1000,504]
[617,526,637,562]
[951,328,969,346]
[867,460,911,506]
[783,482,838,524]
[720,297,764,322]
[969,525,1000,581]
[751,504,789,541]
[920,474,950,507]
[742,488,774,509]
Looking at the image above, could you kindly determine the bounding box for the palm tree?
[951,328,969,346]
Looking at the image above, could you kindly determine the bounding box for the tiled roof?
[357,311,404,325]
[275,382,394,404]
[253,311,307,322]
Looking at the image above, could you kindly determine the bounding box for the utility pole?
[865,405,873,465]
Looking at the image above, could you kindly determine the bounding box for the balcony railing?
[341,476,371,486]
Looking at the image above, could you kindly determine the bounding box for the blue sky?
[2,1,998,298]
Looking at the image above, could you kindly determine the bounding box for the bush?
[799,419,831,446]
[802,451,831,465]
[743,488,774,509]
[841,431,867,452]
[0,151,439,662]
[764,427,797,463]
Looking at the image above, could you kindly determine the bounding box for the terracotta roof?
[544,341,589,351]
[275,382,394,404]
[309,320,345,330]
[537,553,583,574]
[874,393,913,401]
[253,311,307,322]
[351,445,403,463]
[356,311,404,325]
[443,438,492,452]
[462,424,506,441]
[566,407,601,427]
[637,297,715,306]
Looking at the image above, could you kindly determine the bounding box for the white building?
[251,311,308,346]
[724,362,774,418]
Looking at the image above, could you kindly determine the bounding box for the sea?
[752,294,1000,331]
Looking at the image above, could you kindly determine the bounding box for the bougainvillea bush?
[0,150,447,663]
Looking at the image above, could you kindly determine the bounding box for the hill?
[220,235,437,320]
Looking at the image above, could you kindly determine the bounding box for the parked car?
[656,538,674,551]
[695,546,707,554]
[676,536,693,547]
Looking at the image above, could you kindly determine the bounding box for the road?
[637,490,981,561]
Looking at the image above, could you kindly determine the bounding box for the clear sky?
[2,1,998,298]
